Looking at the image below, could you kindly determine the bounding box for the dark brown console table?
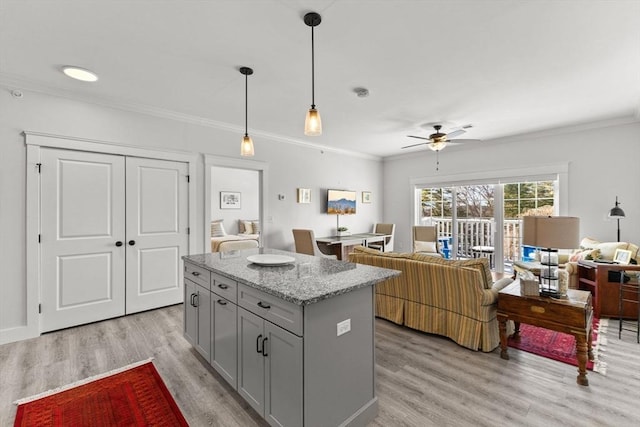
[497,280,593,386]
[577,260,640,319]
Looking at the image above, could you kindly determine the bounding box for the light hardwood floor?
[1,305,639,426]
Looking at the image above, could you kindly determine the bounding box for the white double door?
[40,148,189,332]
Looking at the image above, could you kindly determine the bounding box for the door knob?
[115,241,123,247]
[128,240,136,246]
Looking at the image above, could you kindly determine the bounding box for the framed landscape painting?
[220,191,241,209]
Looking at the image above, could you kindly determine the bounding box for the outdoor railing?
[423,218,523,263]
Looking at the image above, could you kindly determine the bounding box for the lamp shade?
[240,135,254,156]
[304,107,322,136]
[608,196,625,218]
[522,216,580,249]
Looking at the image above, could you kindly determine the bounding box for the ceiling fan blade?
[406,135,431,140]
[446,129,466,139]
[401,142,429,149]
[449,138,482,144]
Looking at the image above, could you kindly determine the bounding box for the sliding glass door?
[418,179,557,272]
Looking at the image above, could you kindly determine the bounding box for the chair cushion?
[414,241,438,253]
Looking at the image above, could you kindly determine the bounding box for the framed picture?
[220,191,241,209]
[362,191,372,204]
[297,188,311,204]
[613,248,632,265]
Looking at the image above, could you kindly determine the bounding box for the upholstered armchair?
[412,226,443,257]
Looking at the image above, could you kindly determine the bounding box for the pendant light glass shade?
[239,66,254,157]
[241,134,254,156]
[304,107,322,136]
[304,12,322,136]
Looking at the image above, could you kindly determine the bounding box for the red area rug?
[14,359,188,426]
[507,318,607,374]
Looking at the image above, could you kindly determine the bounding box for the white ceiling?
[1,0,639,158]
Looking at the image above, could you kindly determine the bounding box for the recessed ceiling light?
[62,66,98,82]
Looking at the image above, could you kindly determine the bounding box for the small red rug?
[14,359,188,426]
[507,318,606,373]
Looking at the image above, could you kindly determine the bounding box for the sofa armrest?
[481,277,514,306]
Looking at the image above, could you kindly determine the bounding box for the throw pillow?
[569,248,600,262]
[414,241,438,253]
[252,221,261,234]
[211,221,227,237]
[580,237,600,250]
[596,241,628,260]
[242,220,254,234]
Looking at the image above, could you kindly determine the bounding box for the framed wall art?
[297,188,311,204]
[362,191,372,204]
[220,191,241,209]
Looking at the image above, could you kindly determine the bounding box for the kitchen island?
[182,248,400,427]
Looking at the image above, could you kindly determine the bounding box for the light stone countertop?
[183,248,400,306]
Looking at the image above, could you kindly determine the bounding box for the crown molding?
[0,73,381,161]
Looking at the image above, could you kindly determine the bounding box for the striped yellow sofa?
[348,246,513,352]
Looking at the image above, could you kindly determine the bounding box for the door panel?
[212,295,238,388]
[41,148,126,332]
[264,322,303,427]
[138,247,179,293]
[58,253,113,307]
[238,307,265,415]
[125,157,188,314]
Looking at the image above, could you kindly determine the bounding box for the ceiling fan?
[402,124,479,171]
[402,124,472,152]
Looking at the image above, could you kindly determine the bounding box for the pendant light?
[304,12,322,136]
[239,67,254,156]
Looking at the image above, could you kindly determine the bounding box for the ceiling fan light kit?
[304,12,322,136]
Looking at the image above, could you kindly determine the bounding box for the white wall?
[0,88,383,343]
[211,167,260,234]
[383,120,640,253]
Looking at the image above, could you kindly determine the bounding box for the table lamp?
[522,216,580,297]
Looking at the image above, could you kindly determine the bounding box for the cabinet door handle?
[262,337,269,357]
[115,241,123,247]
[257,301,271,309]
[193,293,199,307]
[191,271,200,277]
[190,293,197,307]
[128,240,136,246]
[217,283,229,290]
[217,299,227,306]
[256,334,263,354]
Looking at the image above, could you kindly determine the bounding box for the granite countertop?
[183,248,400,306]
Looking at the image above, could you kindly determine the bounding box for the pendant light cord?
[244,73,249,136]
[311,25,315,108]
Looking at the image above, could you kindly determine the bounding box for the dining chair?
[292,229,337,259]
[368,223,396,252]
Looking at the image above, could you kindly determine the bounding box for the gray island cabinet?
[183,248,400,427]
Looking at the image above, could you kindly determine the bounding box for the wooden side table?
[497,280,593,386]
[578,260,640,318]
